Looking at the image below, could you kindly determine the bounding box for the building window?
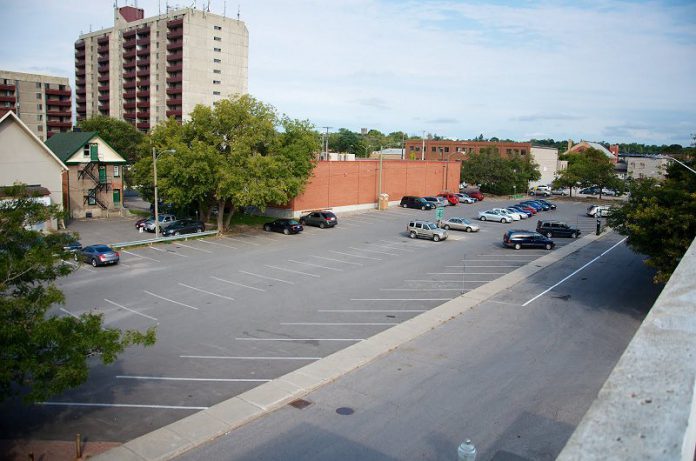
[37,103,43,110]
[214,25,222,30]
[37,125,43,131]
[36,92,41,99]
[213,47,221,52]
[88,190,96,205]
[409,146,414,151]
[36,114,42,121]
[214,36,222,41]
[520,149,526,155]
[213,91,221,95]
[214,58,222,63]
[213,69,221,74]
[36,82,41,88]
[114,165,120,177]
[431,147,436,152]
[444,147,449,153]
[213,80,221,84]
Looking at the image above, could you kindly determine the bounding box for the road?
[175,233,661,461]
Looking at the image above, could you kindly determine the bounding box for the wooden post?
[75,433,81,459]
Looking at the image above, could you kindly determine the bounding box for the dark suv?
[503,230,555,250]
[299,210,337,228]
[400,196,435,210]
[536,221,581,238]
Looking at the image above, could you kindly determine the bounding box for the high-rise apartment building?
[75,6,248,131]
[0,70,73,141]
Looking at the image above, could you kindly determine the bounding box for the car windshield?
[416,198,427,203]
[460,218,472,224]
[425,223,438,230]
[287,220,299,225]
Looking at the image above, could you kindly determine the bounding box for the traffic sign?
[435,206,445,221]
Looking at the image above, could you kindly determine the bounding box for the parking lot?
[0,198,603,442]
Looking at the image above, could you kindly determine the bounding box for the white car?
[586,205,611,217]
[491,208,521,221]
[505,207,528,219]
[478,209,512,223]
[454,193,476,204]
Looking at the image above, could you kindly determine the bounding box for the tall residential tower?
[75,6,248,131]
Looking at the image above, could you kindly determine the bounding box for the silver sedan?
[439,217,480,232]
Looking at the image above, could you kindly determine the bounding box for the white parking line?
[236,337,364,342]
[174,242,213,254]
[121,250,160,262]
[265,265,320,278]
[211,276,266,292]
[348,246,399,256]
[280,322,398,326]
[405,277,501,281]
[144,290,199,310]
[459,260,526,263]
[288,259,343,271]
[370,243,415,252]
[351,298,451,301]
[523,237,627,306]
[60,307,80,319]
[116,375,269,382]
[199,239,238,250]
[39,402,208,410]
[148,246,188,257]
[239,270,294,285]
[310,255,363,266]
[180,355,320,360]
[476,254,538,258]
[104,298,158,321]
[318,309,427,313]
[222,236,261,246]
[177,283,235,301]
[329,250,381,261]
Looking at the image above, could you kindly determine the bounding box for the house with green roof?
[45,131,127,218]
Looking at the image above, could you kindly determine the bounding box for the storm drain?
[336,407,354,415]
[289,399,312,409]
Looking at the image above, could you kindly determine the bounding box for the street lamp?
[152,147,176,238]
[664,155,696,175]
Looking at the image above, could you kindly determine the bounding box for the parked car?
[515,204,537,215]
[135,216,152,230]
[506,207,528,219]
[407,220,448,241]
[162,219,205,236]
[508,205,532,217]
[551,187,568,196]
[454,193,476,204]
[536,220,581,238]
[520,200,549,211]
[586,205,611,217]
[439,217,480,232]
[400,196,435,210]
[535,199,556,210]
[299,210,338,228]
[478,209,512,223]
[503,230,555,250]
[491,208,521,221]
[62,236,82,253]
[75,244,120,267]
[423,196,449,207]
[263,219,303,235]
[143,214,178,232]
[579,186,601,195]
[437,193,459,206]
[466,190,484,201]
[528,185,551,196]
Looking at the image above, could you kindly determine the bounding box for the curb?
[93,231,611,461]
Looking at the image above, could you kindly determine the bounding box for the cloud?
[424,117,459,125]
[513,113,585,122]
[354,97,390,110]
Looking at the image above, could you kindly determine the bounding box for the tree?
[608,160,696,283]
[460,151,539,195]
[554,148,622,198]
[329,129,365,156]
[0,185,155,403]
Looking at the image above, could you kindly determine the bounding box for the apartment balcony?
[166,87,183,95]
[166,63,182,73]
[0,96,17,103]
[0,84,16,91]
[167,41,183,51]
[136,69,150,78]
[136,100,150,108]
[46,99,72,107]
[137,48,150,57]
[123,49,136,59]
[76,96,86,105]
[123,29,136,39]
[137,111,150,119]
[123,91,136,99]
[123,70,136,79]
[136,37,150,46]
[97,36,109,45]
[166,52,183,62]
[75,40,85,49]
[123,60,136,69]
[45,88,71,97]
[136,121,150,130]
[137,55,150,65]
[166,109,182,118]
[75,50,85,59]
[123,81,136,89]
[76,68,86,77]
[167,18,184,28]
[76,88,86,96]
[75,57,85,67]
[98,93,110,102]
[98,65,110,73]
[136,90,150,98]
[167,29,183,39]
[166,98,182,106]
[123,38,136,49]
[123,102,136,110]
[123,112,136,120]
[46,120,73,129]
[137,26,150,35]
[98,82,109,90]
[46,110,72,117]
[136,80,150,88]
[98,74,110,83]
[98,107,110,115]
[166,75,182,84]
[98,55,110,65]
[98,45,109,54]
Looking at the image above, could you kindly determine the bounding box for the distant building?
[404,139,532,161]
[0,70,73,141]
[565,140,619,164]
[530,146,559,186]
[75,5,248,131]
[369,148,404,160]
[621,154,672,180]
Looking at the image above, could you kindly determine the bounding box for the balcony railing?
[167,29,183,39]
[75,40,85,49]
[166,64,182,73]
[46,120,73,128]
[46,110,72,117]
[167,41,183,51]
[98,45,109,54]
[166,87,183,95]
[166,52,183,62]
[123,102,136,110]
[46,100,71,107]
[166,109,182,118]
[97,36,109,45]
[98,74,110,82]
[123,112,136,120]
[137,48,150,57]
[123,81,136,89]
[75,50,86,58]
[123,50,136,59]
[123,38,136,49]
[98,94,110,102]
[123,71,136,79]
[136,90,150,98]
[76,97,86,104]
[98,65,110,73]
[136,69,150,78]
[136,121,150,130]
[166,75,182,84]
[123,91,136,99]
[136,80,150,88]
[0,96,17,103]
[123,60,136,69]
[136,101,149,108]
[76,88,86,96]
[167,18,184,28]
[137,111,150,119]
[76,69,86,77]
[98,56,110,64]
[0,84,15,92]
[137,26,150,35]
[45,88,71,97]
[136,37,150,46]
[166,98,182,106]
[123,30,136,39]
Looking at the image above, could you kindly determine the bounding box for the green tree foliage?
[460,151,540,195]
[132,95,319,230]
[608,160,696,283]
[0,185,155,403]
[329,129,364,156]
[554,148,623,198]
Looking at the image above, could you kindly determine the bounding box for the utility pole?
[322,126,332,160]
[421,131,425,161]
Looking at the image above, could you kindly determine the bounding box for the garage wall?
[288,159,460,212]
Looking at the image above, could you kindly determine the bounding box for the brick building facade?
[404,139,532,161]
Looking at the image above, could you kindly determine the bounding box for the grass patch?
[129,209,151,218]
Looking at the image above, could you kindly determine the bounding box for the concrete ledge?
[93,231,609,461]
[557,236,696,461]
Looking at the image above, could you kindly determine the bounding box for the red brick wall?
[289,159,460,211]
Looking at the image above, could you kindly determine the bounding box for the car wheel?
[443,224,450,230]
[402,204,407,208]
[174,231,181,236]
[283,228,290,235]
[196,227,203,233]
[264,224,271,232]
[91,258,98,267]
[571,232,578,238]
[514,243,521,250]
[466,227,472,232]
[480,216,486,221]
[501,218,507,223]
[409,231,417,239]
[546,232,552,238]
[421,206,426,210]
[319,222,326,229]
[433,234,441,242]
[545,243,553,250]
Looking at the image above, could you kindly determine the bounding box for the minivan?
[400,196,435,210]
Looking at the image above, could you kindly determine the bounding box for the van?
[400,196,435,210]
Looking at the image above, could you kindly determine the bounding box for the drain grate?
[289,399,312,409]
[336,407,354,415]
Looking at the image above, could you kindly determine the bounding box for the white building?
[530,146,559,186]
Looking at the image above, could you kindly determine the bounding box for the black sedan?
[75,244,120,267]
[263,219,303,235]
[162,219,205,236]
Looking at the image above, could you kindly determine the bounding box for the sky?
[2,0,695,146]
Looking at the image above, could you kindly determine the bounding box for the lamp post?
[152,147,176,238]
[664,155,696,175]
